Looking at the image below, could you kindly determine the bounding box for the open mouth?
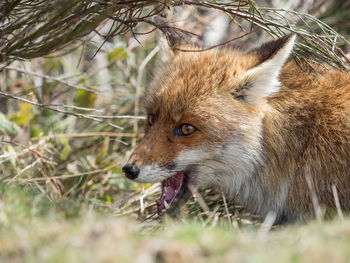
[156,172,190,215]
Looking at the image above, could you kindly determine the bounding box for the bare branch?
[5,65,99,93]
[0,90,124,129]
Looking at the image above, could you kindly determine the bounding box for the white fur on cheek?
[135,164,173,183]
[174,138,262,189]
[174,136,289,218]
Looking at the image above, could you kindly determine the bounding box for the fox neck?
[217,95,308,222]
[201,109,267,215]
[252,88,323,221]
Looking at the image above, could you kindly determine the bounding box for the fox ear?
[237,34,296,103]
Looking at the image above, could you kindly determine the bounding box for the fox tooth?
[164,200,170,209]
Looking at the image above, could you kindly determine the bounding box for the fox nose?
[122,163,140,180]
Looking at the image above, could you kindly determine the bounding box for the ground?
[1,184,350,263]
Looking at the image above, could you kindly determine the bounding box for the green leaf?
[0,113,20,135]
[59,136,71,161]
[75,89,97,109]
[42,58,63,72]
[105,195,113,204]
[2,144,17,167]
[107,46,128,61]
[30,125,42,138]
[10,103,34,127]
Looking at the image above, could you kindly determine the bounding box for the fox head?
[123,34,296,214]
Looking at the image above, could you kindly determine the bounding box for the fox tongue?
[157,172,185,215]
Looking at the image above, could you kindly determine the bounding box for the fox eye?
[175,123,197,136]
[147,115,154,127]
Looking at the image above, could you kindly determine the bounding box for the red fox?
[123,34,350,223]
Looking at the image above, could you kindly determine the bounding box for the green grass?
[1,184,350,263]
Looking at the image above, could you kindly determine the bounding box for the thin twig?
[221,192,232,226]
[15,164,117,182]
[31,132,143,141]
[46,104,104,112]
[0,138,47,163]
[0,139,52,162]
[305,173,323,221]
[11,158,42,182]
[332,184,344,220]
[259,212,276,238]
[133,45,160,147]
[188,184,210,214]
[86,115,146,120]
[5,65,99,93]
[0,90,123,129]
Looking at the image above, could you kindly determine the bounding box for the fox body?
[123,35,350,223]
